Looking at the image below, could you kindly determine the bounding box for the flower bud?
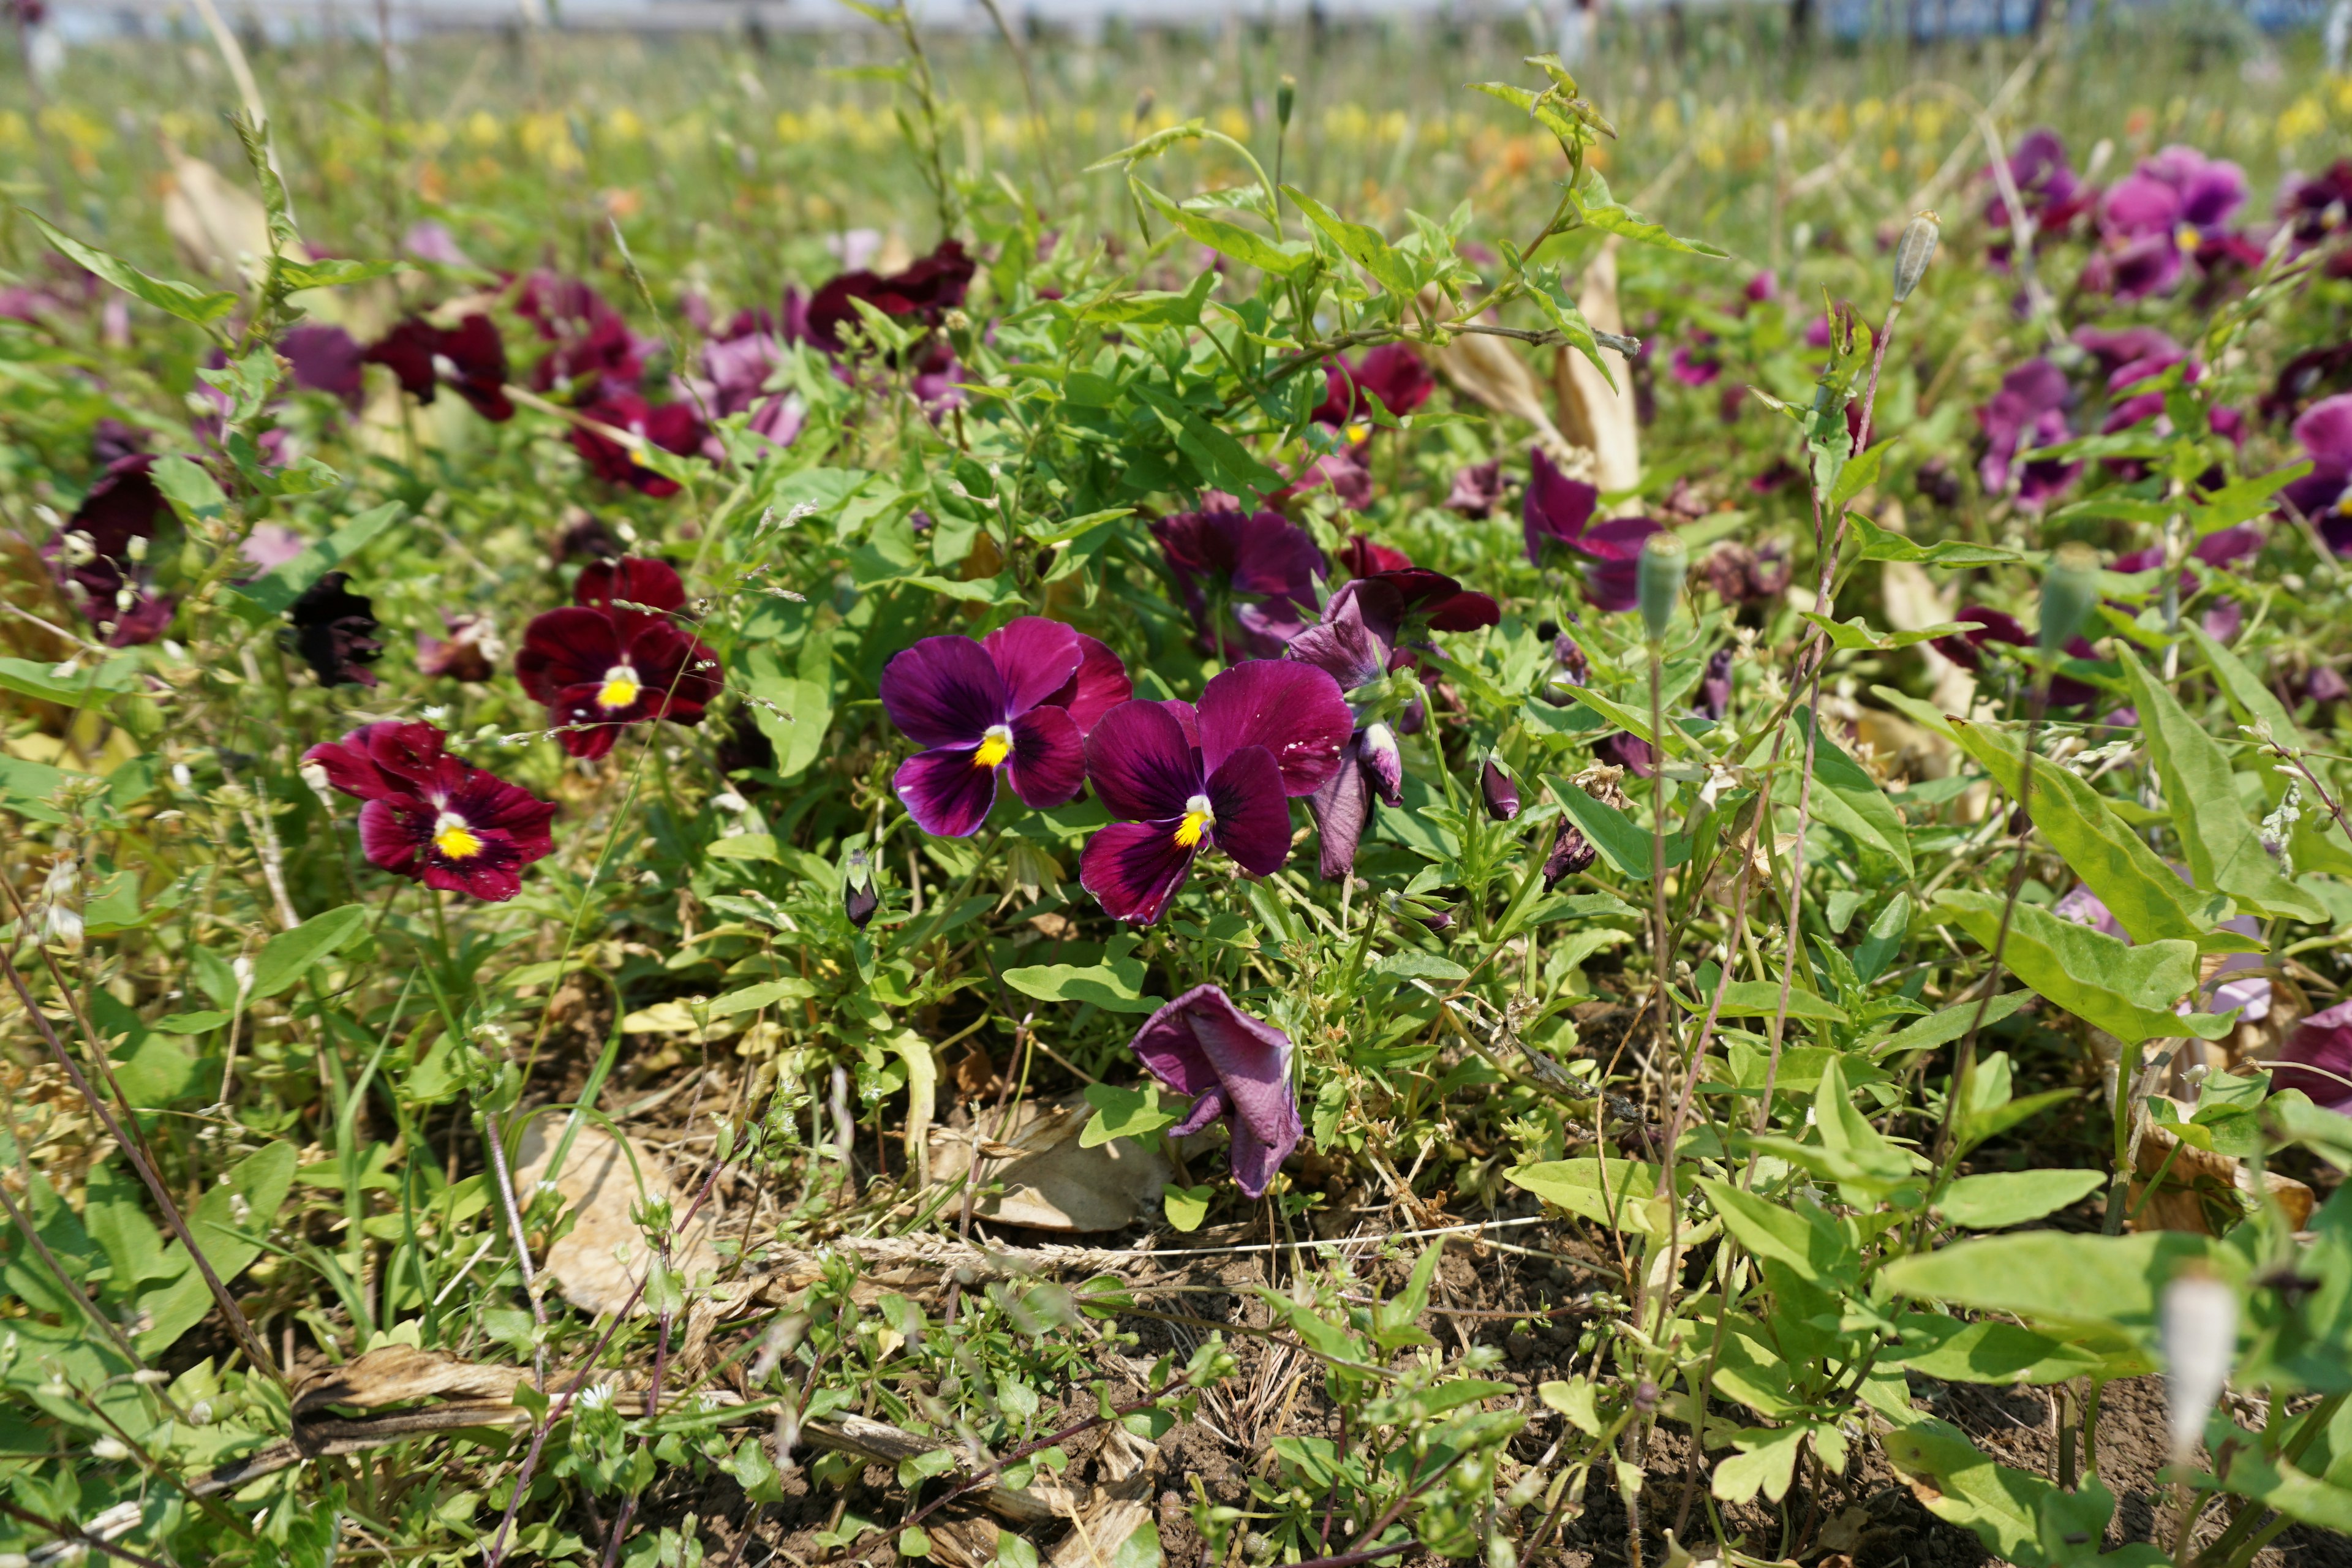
[1636,531,1687,643]
[1360,722,1403,807]
[1892,211,1941,303]
[1544,820,1596,888]
[2160,1270,2236,1470]
[842,848,878,930]
[1481,753,1520,821]
[125,533,147,564]
[2039,540,2101,657]
[1276,75,1296,132]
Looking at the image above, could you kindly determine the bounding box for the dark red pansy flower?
[878,616,1128,838]
[1524,448,1663,608]
[570,392,704,497]
[1355,567,1501,634]
[2282,394,2352,556]
[1152,507,1325,659]
[1930,605,2100,708]
[45,454,173,646]
[1523,447,1599,564]
[287,571,383,688]
[1311,344,1434,426]
[804,238,976,355]
[279,323,364,408]
[363,315,514,422]
[1128,984,1303,1198]
[303,721,556,902]
[518,270,646,394]
[1445,459,1506,518]
[1338,535,1413,577]
[1079,661,1352,925]
[515,556,723,760]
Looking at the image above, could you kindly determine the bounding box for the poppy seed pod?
[1277,75,1296,132]
[2039,541,2102,657]
[1481,754,1520,821]
[1636,532,1688,643]
[1893,211,1942,303]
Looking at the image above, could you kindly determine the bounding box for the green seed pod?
[1892,211,1942,302]
[1276,75,1297,132]
[2040,541,2101,656]
[1637,530,1688,643]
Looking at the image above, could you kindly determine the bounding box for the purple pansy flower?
[2090,146,2251,301]
[2275,1001,2352,1113]
[2278,160,2352,253]
[1312,344,1434,426]
[1697,647,1734,720]
[880,617,1129,838]
[1445,459,1506,518]
[1128,984,1303,1197]
[279,323,365,408]
[2280,393,2352,555]
[45,455,173,646]
[1978,359,2081,508]
[1152,507,1326,658]
[1986,129,2095,235]
[1079,661,1352,924]
[1522,448,1665,610]
[692,321,804,451]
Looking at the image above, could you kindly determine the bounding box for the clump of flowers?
[304,721,556,902]
[516,556,723,759]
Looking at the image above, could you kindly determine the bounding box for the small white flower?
[90,1436,130,1460]
[189,1400,214,1426]
[422,704,448,723]
[232,955,254,999]
[171,763,194,791]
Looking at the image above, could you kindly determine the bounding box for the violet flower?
[1482,755,1520,821]
[1151,507,1325,658]
[2091,146,2252,301]
[1445,459,1506,518]
[805,238,976,355]
[45,455,173,646]
[1079,660,1352,924]
[1128,984,1303,1197]
[287,571,383,687]
[1522,448,1665,611]
[1312,344,1433,426]
[2275,1000,2352,1112]
[570,392,705,497]
[519,270,649,394]
[1985,129,2094,235]
[1978,359,2081,508]
[1697,647,1734,721]
[279,323,364,408]
[2280,393,2352,555]
[879,617,1127,838]
[1338,536,1413,576]
[304,721,556,903]
[2278,160,2352,252]
[692,321,803,451]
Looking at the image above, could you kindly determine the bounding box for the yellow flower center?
[1173,793,1215,848]
[2175,223,2203,255]
[1345,421,1372,447]
[2337,493,2352,518]
[596,664,642,710]
[973,724,1014,769]
[431,810,483,861]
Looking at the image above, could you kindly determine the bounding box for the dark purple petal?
[2295,394,2352,470]
[1481,755,1520,821]
[1203,745,1293,876]
[1698,647,1734,720]
[980,615,1084,715]
[1444,459,1506,518]
[1080,818,1199,924]
[2273,998,2352,1112]
[280,323,364,405]
[1574,516,1666,564]
[1285,582,1396,692]
[1525,447,1599,564]
[1169,1083,1231,1138]
[880,636,1009,750]
[1128,985,1301,1199]
[1005,704,1086,809]
[1084,699,1204,821]
[1196,660,1355,797]
[1307,741,1372,881]
[895,745,1001,837]
[1039,633,1131,735]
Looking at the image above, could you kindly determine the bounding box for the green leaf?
[1161,1183,1212,1232]
[1934,890,2231,1046]
[151,453,230,524]
[1506,1158,1668,1237]
[899,1527,932,1558]
[1830,437,1894,513]
[1128,381,1287,500]
[705,833,778,862]
[1799,612,1970,652]
[2185,622,2308,755]
[1539,1376,1602,1435]
[1554,778,1682,881]
[1871,990,2034,1059]
[1371,951,1470,984]
[1937,1169,2106,1230]
[1944,715,2242,949]
[1699,1178,1858,1287]
[1137,185,1310,277]
[0,655,143,705]
[1079,271,1216,326]
[2119,647,2327,923]
[1881,1316,2115,1385]
[1712,1425,1806,1504]
[21,210,239,326]
[1570,172,1729,257]
[1685,980,1848,1023]
[1793,706,1913,878]
[1002,954,1164,1014]
[707,979,817,1017]
[1282,185,1418,297]
[1106,1518,1162,1568]
[137,1141,299,1353]
[1845,511,2020,567]
[250,904,368,998]
[1879,1421,2063,1564]
[231,502,404,619]
[1880,1229,2225,1344]
[2217,1441,2352,1532]
[271,257,399,292]
[1084,118,1205,172]
[1080,1082,1177,1148]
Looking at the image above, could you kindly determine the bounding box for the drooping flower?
[1079,661,1352,924]
[1444,459,1506,518]
[2090,146,2253,301]
[1930,605,2100,708]
[2280,393,2352,555]
[1978,359,2080,508]
[1311,345,1434,427]
[1151,507,1325,658]
[804,238,976,355]
[515,556,723,760]
[1481,755,1520,821]
[287,572,383,687]
[1544,766,1627,888]
[1127,984,1302,1198]
[303,721,556,902]
[279,323,365,407]
[363,315,514,421]
[416,612,503,682]
[570,392,705,497]
[1522,448,1665,610]
[878,617,1128,837]
[45,455,173,646]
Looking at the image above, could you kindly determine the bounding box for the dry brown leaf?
[930,1095,1169,1232]
[2131,1095,2314,1234]
[1879,559,1978,719]
[162,155,285,284]
[1047,1498,1155,1568]
[291,1344,526,1415]
[1552,243,1641,506]
[513,1117,722,1316]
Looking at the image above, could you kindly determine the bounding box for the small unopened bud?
[1276,75,1296,132]
[842,848,878,931]
[125,533,148,564]
[1637,531,1687,643]
[2160,1270,2236,1471]
[90,1436,130,1460]
[231,954,254,1000]
[59,529,96,566]
[2040,541,2101,657]
[1892,211,1941,302]
[1481,754,1521,821]
[1360,723,1403,807]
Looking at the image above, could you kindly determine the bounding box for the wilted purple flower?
[2054,882,2125,938]
[909,341,965,417]
[1079,661,1352,924]
[45,455,172,646]
[1278,443,1374,511]
[693,320,802,450]
[1128,984,1302,1197]
[843,848,879,930]
[279,323,364,407]
[2091,146,2252,301]
[1978,359,2080,508]
[2280,393,2352,555]
[1985,130,2095,235]
[1445,459,1506,518]
[1594,731,1656,777]
[805,238,976,355]
[1313,344,1434,426]
[287,571,383,688]
[2274,999,2352,1112]
[1152,507,1325,658]
[1525,448,1599,564]
[1700,541,1790,608]
[1697,647,1734,720]
[1482,755,1520,821]
[880,617,1127,837]
[1543,767,1627,888]
[417,612,501,682]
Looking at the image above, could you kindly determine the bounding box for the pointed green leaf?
[22,211,239,326]
[1281,185,1418,298]
[1934,891,2233,1045]
[1570,172,1728,257]
[1137,184,1310,277]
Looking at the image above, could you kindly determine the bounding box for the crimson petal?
[1306,738,1372,881]
[1040,633,1132,736]
[880,636,1010,750]
[516,606,624,703]
[1203,744,1292,876]
[1196,660,1354,797]
[979,616,1084,714]
[1085,700,1203,821]
[895,745,1001,837]
[1080,819,1199,924]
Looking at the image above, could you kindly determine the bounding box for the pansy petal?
[575,555,687,616]
[1129,1000,1226,1101]
[1195,660,1354,796]
[356,799,424,876]
[980,616,1084,714]
[516,607,623,703]
[1285,583,1395,692]
[1574,516,1666,563]
[1169,1084,1231,1138]
[1305,738,1372,882]
[1079,819,1199,924]
[1005,704,1087,810]
[1166,985,1301,1198]
[880,636,1011,750]
[1203,745,1293,877]
[2294,394,2352,470]
[1084,700,1202,821]
[1040,634,1133,735]
[895,745,1001,837]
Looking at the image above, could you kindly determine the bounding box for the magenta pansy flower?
[1151,507,1326,658]
[880,617,1129,838]
[1523,447,1666,611]
[1312,344,1434,426]
[1128,984,1303,1197]
[2090,146,2251,301]
[1444,459,1506,518]
[1978,359,2081,508]
[570,392,705,497]
[1079,660,1352,924]
[2275,1000,2352,1112]
[304,722,556,903]
[2281,393,2352,555]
